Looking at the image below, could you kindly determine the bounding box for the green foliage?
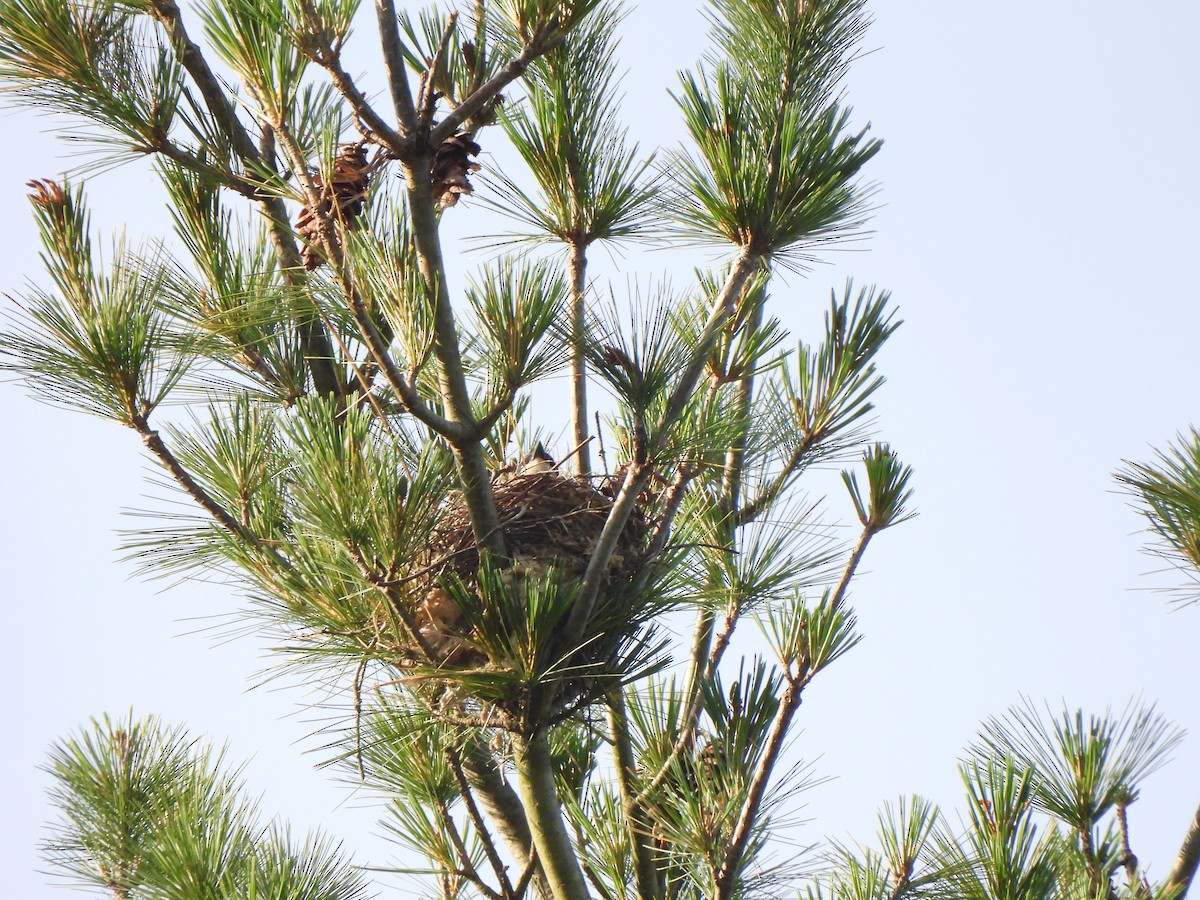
[1118,428,1200,606]
[43,713,367,900]
[488,1,657,247]
[669,0,880,264]
[813,701,1189,900]
[843,442,916,532]
[465,257,570,393]
[1,183,191,423]
[972,700,1183,841]
[0,0,181,147]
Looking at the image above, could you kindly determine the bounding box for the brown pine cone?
[296,143,372,270]
[430,131,481,209]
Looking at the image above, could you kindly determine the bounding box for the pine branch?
[374,0,419,133]
[419,13,458,127]
[294,0,408,154]
[716,520,876,898]
[428,35,548,148]
[736,434,817,526]
[434,794,505,900]
[446,747,518,900]
[131,414,289,573]
[1167,802,1200,899]
[150,137,262,199]
[344,541,439,660]
[608,692,663,900]
[147,0,342,399]
[567,241,591,477]
[458,744,548,898]
[400,154,505,554]
[828,526,873,615]
[630,612,711,812]
[560,249,762,665]
[714,670,805,900]
[145,0,259,165]
[513,732,589,900]
[718,296,765,521]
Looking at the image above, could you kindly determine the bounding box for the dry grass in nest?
[410,470,648,667]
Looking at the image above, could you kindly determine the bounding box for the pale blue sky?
[3,1,1199,896]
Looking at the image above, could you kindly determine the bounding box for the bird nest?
[408,469,649,681]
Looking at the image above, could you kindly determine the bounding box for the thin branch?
[435,796,504,900]
[1116,801,1149,899]
[736,434,817,526]
[719,299,765,523]
[631,610,712,810]
[474,386,520,439]
[559,250,761,666]
[353,656,368,780]
[148,0,342,399]
[420,13,459,127]
[148,137,264,200]
[428,35,550,147]
[715,672,805,900]
[145,0,261,165]
[643,467,694,560]
[311,42,408,155]
[828,525,875,615]
[313,306,398,437]
[131,415,291,572]
[568,241,591,477]
[344,540,440,660]
[374,0,419,133]
[608,691,663,900]
[447,746,516,900]
[512,852,538,900]
[337,269,469,442]
[716,521,877,899]
[706,601,740,679]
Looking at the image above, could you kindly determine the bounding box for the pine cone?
[430,131,481,209]
[295,143,371,270]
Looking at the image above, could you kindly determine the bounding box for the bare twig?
[428,33,553,146]
[436,796,504,900]
[1116,801,1150,898]
[344,541,440,660]
[828,525,875,614]
[420,13,459,126]
[353,657,368,780]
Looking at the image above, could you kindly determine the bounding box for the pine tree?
[790,439,1200,900]
[0,1,912,897]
